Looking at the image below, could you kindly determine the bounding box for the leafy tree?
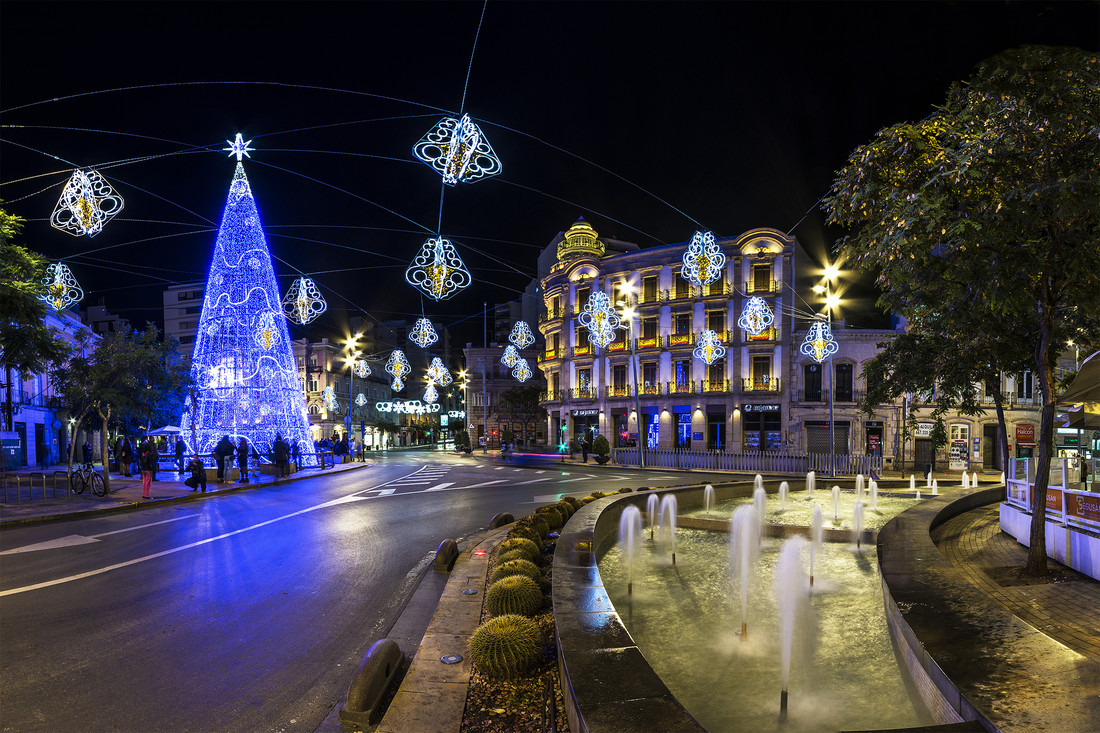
[0,206,73,430]
[50,324,192,490]
[497,385,547,445]
[825,46,1100,575]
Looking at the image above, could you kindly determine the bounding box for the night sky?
[2,1,1097,345]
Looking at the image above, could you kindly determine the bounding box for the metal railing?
[615,448,882,475]
[744,279,779,295]
[568,387,597,401]
[742,377,781,392]
[702,379,729,393]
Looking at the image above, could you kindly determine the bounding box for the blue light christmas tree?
[180,162,317,465]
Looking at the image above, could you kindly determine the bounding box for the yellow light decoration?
[424,382,439,404]
[680,230,726,287]
[737,296,774,336]
[282,276,327,325]
[509,321,536,348]
[412,114,502,186]
[50,169,124,238]
[800,321,839,363]
[253,311,282,350]
[322,386,339,412]
[693,329,726,365]
[41,263,84,311]
[410,317,439,348]
[405,237,472,301]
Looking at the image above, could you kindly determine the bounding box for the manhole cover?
[441,654,463,664]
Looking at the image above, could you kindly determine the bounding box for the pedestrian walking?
[273,434,290,478]
[184,454,207,492]
[120,438,134,477]
[174,435,186,473]
[581,438,589,464]
[236,437,249,484]
[139,438,156,499]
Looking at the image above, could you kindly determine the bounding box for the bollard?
[339,639,403,729]
[434,538,459,572]
[488,511,514,529]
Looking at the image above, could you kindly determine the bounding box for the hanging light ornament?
[405,237,472,301]
[355,393,368,407]
[424,381,440,404]
[508,320,536,348]
[694,329,727,366]
[500,344,520,368]
[410,317,439,348]
[680,230,726,287]
[386,349,412,393]
[412,113,502,186]
[50,169,124,238]
[40,263,84,311]
[353,359,371,378]
[800,320,839,363]
[426,357,452,386]
[578,291,620,348]
[512,358,533,383]
[253,311,282,350]
[282,276,327,325]
[322,386,339,412]
[737,296,774,336]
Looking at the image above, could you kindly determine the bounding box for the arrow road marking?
[0,515,199,555]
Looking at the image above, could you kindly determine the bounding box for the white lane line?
[91,515,198,538]
[493,466,504,470]
[535,470,546,474]
[514,478,550,485]
[390,481,434,485]
[425,482,455,491]
[0,468,427,597]
[455,480,508,489]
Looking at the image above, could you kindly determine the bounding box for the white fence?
[1004,457,1100,534]
[614,448,882,476]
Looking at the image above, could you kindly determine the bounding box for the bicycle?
[70,462,107,497]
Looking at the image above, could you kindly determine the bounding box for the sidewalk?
[0,459,372,526]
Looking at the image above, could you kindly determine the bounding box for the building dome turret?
[557,217,605,262]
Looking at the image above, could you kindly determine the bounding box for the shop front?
[864,420,884,457]
[1016,422,1035,459]
[743,403,781,452]
[572,408,599,447]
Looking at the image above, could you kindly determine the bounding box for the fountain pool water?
[778,481,789,510]
[619,505,643,594]
[685,490,919,531]
[704,484,715,515]
[658,494,678,564]
[600,529,929,732]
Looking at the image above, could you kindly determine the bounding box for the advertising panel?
[1016,423,1036,447]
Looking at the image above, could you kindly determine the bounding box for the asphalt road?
[0,451,704,732]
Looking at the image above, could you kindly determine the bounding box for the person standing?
[139,438,155,499]
[291,441,300,471]
[214,435,233,483]
[82,440,92,466]
[174,436,186,474]
[580,437,589,464]
[273,434,290,478]
[236,437,249,484]
[119,438,134,477]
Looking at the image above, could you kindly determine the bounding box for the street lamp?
[812,265,840,476]
[617,280,646,469]
[340,332,363,457]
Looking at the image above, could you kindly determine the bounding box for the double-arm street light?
[340,332,364,455]
[617,280,646,469]
[812,264,840,477]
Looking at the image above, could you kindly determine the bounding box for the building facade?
[463,342,546,449]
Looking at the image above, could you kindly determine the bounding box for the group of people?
[108,435,162,499]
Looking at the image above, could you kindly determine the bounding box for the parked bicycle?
[70,462,107,497]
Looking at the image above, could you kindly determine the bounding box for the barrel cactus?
[497,549,529,566]
[468,614,543,680]
[561,496,581,509]
[490,558,541,585]
[534,505,563,529]
[498,537,540,562]
[507,525,541,544]
[486,574,544,617]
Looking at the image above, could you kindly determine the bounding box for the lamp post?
[812,264,840,477]
[618,280,645,469]
[340,332,363,455]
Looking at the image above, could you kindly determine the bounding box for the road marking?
[390,480,434,485]
[535,470,545,474]
[425,482,455,491]
[514,477,549,485]
[0,515,199,555]
[456,479,508,489]
[0,468,428,597]
[90,515,198,538]
[493,466,504,470]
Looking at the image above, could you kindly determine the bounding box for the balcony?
[604,384,634,399]
[635,335,661,350]
[744,279,779,295]
[702,282,732,298]
[539,349,560,363]
[606,340,628,353]
[744,326,777,343]
[639,382,663,396]
[540,390,562,403]
[637,289,665,305]
[571,344,592,357]
[569,387,597,401]
[540,305,564,322]
[670,285,698,301]
[666,332,696,348]
[743,377,781,393]
[667,381,699,395]
[702,379,729,393]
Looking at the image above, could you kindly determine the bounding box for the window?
[551,373,560,395]
[642,317,657,339]
[707,310,725,333]
[752,356,770,384]
[551,296,560,314]
[576,286,591,310]
[309,354,318,368]
[308,404,320,415]
[612,364,627,390]
[950,424,970,442]
[675,275,689,298]
[179,321,194,330]
[177,290,203,301]
[642,362,657,390]
[551,332,560,354]
[804,364,822,401]
[309,378,319,392]
[674,312,692,334]
[707,363,724,387]
[835,363,854,401]
[674,359,691,387]
[185,306,202,315]
[643,276,658,301]
[752,264,772,292]
[1016,371,1033,399]
[708,276,724,296]
[577,368,591,390]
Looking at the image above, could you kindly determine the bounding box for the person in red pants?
[139,437,156,499]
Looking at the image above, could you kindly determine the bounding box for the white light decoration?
[253,311,282,350]
[50,169,124,238]
[737,296,774,336]
[410,317,439,348]
[424,382,439,404]
[41,263,84,311]
[426,357,452,386]
[512,357,533,382]
[322,386,339,412]
[801,321,839,363]
[578,291,620,348]
[405,237,472,301]
[693,329,726,365]
[509,321,536,349]
[500,344,520,368]
[353,359,371,378]
[375,399,441,415]
[680,230,726,287]
[282,276,327,325]
[390,376,405,392]
[223,133,254,161]
[386,349,411,393]
[355,393,367,407]
[412,114,502,186]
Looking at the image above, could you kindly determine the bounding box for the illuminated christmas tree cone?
[180,163,318,467]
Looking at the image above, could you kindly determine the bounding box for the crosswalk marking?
[459,479,509,489]
[425,482,455,491]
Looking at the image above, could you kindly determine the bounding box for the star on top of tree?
[223,133,254,162]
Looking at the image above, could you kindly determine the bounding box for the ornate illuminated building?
[535,219,1076,471]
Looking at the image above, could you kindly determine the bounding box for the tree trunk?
[991,383,1008,473]
[1025,299,1057,577]
[96,403,111,493]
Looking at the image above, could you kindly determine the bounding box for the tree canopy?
[824,45,1100,574]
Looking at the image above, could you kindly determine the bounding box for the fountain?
[972,473,979,488]
[647,493,659,540]
[855,474,864,502]
[909,475,915,492]
[932,479,938,496]
[870,480,879,511]
[659,494,678,564]
[754,474,764,493]
[853,501,865,550]
[776,536,812,722]
[916,489,921,499]
[778,481,789,510]
[619,505,642,595]
[729,504,760,640]
[754,486,767,533]
[806,470,815,498]
[704,484,715,515]
[831,485,841,521]
[926,471,932,488]
[810,505,823,586]
[961,471,968,488]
